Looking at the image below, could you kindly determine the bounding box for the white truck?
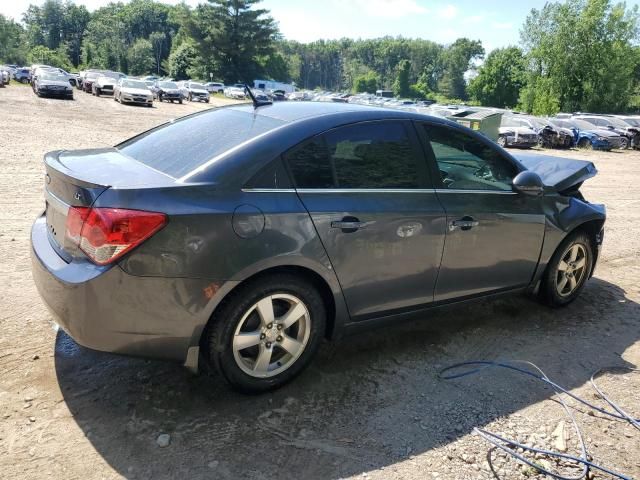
[253,79,295,94]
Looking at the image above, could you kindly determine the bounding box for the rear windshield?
[117,108,285,178]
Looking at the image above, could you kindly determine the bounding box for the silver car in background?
[114,78,153,106]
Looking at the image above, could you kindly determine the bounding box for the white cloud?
[437,4,458,20]
[349,0,428,18]
[491,21,514,30]
[462,14,485,24]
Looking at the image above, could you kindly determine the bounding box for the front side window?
[423,124,517,191]
[285,122,420,189]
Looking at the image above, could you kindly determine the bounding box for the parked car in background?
[184,81,210,102]
[205,82,225,94]
[82,71,102,93]
[33,70,74,99]
[14,68,31,83]
[288,91,310,101]
[224,84,247,99]
[498,118,538,148]
[551,118,621,150]
[573,115,639,149]
[151,80,183,103]
[92,72,124,96]
[114,78,153,106]
[505,115,573,149]
[31,103,605,393]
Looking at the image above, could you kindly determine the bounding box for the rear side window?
[117,109,285,178]
[285,121,420,189]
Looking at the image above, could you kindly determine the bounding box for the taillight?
[65,207,167,265]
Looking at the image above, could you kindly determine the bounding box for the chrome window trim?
[296,188,438,194]
[241,188,516,195]
[241,188,296,193]
[435,189,517,195]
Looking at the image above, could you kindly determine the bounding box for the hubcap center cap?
[264,325,279,343]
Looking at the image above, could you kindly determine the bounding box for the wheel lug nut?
[267,323,273,329]
[277,324,283,330]
[266,342,272,348]
[277,336,283,342]
[260,333,266,339]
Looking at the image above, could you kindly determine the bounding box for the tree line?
[1,0,639,114]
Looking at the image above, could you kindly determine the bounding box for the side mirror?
[513,171,544,196]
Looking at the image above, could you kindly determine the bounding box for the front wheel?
[497,136,507,148]
[206,274,326,393]
[619,137,629,149]
[539,231,594,307]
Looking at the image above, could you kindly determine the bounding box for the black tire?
[178,99,183,104]
[577,138,592,150]
[619,137,629,149]
[539,230,594,307]
[497,136,507,148]
[206,98,210,103]
[188,93,192,102]
[206,274,326,393]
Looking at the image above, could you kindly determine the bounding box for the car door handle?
[330,217,369,232]
[449,216,479,231]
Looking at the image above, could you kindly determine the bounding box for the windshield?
[190,83,205,89]
[117,109,285,178]
[159,81,177,88]
[573,119,601,130]
[122,79,147,89]
[40,72,67,82]
[601,117,630,128]
[619,117,640,127]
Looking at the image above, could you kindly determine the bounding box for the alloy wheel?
[232,293,311,378]
[555,243,587,297]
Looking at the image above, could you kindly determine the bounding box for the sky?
[2,0,638,52]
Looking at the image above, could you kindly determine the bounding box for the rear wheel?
[577,138,592,150]
[539,231,594,307]
[206,274,326,393]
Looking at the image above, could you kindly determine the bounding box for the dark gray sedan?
[31,103,605,392]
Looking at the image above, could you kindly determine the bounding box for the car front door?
[284,120,447,320]
[417,122,546,302]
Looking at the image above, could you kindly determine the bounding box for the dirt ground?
[0,83,638,480]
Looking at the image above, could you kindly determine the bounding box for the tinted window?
[285,122,420,189]
[284,139,334,188]
[424,124,517,191]
[118,109,285,178]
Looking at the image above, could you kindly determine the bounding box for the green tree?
[437,38,484,99]
[127,38,154,76]
[186,0,279,83]
[149,31,166,75]
[468,47,526,108]
[353,71,379,93]
[521,0,640,113]
[27,45,72,70]
[0,15,28,64]
[393,59,411,97]
[166,41,197,80]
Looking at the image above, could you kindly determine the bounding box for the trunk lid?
[44,148,174,259]
[514,153,597,192]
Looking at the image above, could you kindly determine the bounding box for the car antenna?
[244,83,272,108]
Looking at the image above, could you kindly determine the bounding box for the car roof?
[223,101,440,124]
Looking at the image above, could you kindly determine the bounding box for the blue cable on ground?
[438,360,638,480]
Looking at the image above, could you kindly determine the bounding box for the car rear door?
[284,120,447,320]
[416,121,546,302]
